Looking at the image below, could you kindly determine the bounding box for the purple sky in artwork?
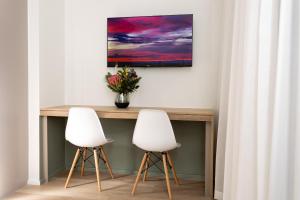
[107,15,193,65]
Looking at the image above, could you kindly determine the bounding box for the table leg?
[42,116,48,183]
[205,119,214,199]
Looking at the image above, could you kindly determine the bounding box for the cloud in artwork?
[107,15,193,65]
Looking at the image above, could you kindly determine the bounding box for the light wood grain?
[42,116,48,183]
[100,146,114,179]
[143,153,150,182]
[81,148,87,176]
[205,120,214,198]
[40,105,216,199]
[65,148,81,188]
[93,149,102,191]
[163,153,172,199]
[6,172,210,200]
[167,152,180,185]
[132,153,148,195]
[40,105,214,122]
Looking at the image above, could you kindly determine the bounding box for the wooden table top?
[40,105,215,122]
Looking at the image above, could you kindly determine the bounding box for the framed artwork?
[107,14,193,67]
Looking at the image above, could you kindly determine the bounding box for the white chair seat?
[133,109,181,153]
[131,109,181,199]
[64,107,114,191]
[70,139,108,148]
[135,142,181,152]
[65,107,113,148]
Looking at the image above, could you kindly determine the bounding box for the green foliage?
[105,67,141,94]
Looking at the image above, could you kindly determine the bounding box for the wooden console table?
[40,105,215,199]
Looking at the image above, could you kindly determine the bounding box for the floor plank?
[5,171,207,200]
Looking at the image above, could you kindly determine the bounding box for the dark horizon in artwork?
[107,14,193,67]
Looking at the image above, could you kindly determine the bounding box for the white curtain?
[215,0,300,199]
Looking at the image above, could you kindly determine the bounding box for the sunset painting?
[107,14,193,67]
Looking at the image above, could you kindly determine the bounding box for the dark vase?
[115,93,129,108]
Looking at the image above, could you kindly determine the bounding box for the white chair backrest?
[133,109,177,152]
[65,107,107,147]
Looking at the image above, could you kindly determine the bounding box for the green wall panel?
[47,117,205,181]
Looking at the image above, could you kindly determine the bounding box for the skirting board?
[27,179,44,185]
[214,190,223,200]
[28,166,65,185]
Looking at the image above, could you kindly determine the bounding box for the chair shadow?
[67,173,133,189]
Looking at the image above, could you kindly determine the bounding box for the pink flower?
[108,74,121,86]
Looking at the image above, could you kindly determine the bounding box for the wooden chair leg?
[81,147,87,176]
[93,148,102,191]
[167,152,179,185]
[143,153,150,182]
[100,146,114,179]
[131,152,148,195]
[65,148,81,188]
[163,153,172,199]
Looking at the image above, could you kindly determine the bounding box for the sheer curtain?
[215,0,300,199]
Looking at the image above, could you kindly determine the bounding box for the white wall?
[65,0,222,108]
[28,0,66,185]
[28,0,41,185]
[30,0,223,185]
[0,0,28,197]
[39,0,65,107]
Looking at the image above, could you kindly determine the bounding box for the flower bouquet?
[105,67,141,108]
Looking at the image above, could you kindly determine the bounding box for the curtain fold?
[215,0,300,199]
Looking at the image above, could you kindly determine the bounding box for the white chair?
[131,109,180,199]
[64,107,114,191]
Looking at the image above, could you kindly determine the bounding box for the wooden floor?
[5,171,208,200]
